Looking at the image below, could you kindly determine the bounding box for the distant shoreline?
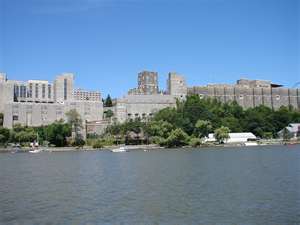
[0,141,299,153]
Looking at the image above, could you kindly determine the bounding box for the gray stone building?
[0,73,103,129]
[114,71,188,123]
[128,71,159,95]
[188,79,300,110]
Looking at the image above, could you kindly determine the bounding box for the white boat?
[244,142,258,146]
[29,149,42,153]
[111,146,128,153]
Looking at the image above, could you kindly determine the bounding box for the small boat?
[29,149,42,153]
[111,146,128,153]
[29,141,41,153]
[244,142,258,146]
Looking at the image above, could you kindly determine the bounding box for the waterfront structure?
[205,132,257,143]
[188,78,300,110]
[0,73,103,129]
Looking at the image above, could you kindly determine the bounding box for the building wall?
[188,85,300,110]
[54,73,74,102]
[3,101,103,129]
[167,72,187,100]
[137,71,159,95]
[115,95,176,123]
[73,89,101,102]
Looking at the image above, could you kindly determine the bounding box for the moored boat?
[110,146,128,153]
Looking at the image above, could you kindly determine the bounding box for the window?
[14,85,19,98]
[64,79,67,100]
[48,84,51,99]
[13,115,18,121]
[35,84,39,98]
[42,84,46,98]
[239,95,244,100]
[29,84,33,98]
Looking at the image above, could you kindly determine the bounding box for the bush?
[189,137,203,147]
[71,138,85,147]
[149,136,166,145]
[92,140,104,149]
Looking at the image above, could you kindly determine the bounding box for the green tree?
[105,109,114,119]
[0,113,3,127]
[214,126,230,144]
[164,128,189,148]
[194,120,212,138]
[45,121,71,147]
[0,127,10,145]
[104,94,113,107]
[66,109,83,140]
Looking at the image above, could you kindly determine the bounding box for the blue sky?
[1,0,299,97]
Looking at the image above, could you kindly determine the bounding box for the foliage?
[92,140,104,149]
[164,128,189,148]
[194,120,212,138]
[65,109,83,140]
[189,137,203,147]
[214,126,230,144]
[0,127,10,145]
[71,137,85,147]
[105,109,114,118]
[104,94,113,107]
[0,113,3,127]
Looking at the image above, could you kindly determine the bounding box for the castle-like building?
[0,73,103,131]
[188,79,299,110]
[0,71,299,136]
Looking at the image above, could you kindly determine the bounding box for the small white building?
[205,132,257,143]
[278,123,300,139]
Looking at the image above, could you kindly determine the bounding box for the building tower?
[167,72,187,99]
[54,73,74,102]
[138,71,159,95]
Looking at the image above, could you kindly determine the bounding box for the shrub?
[189,137,203,147]
[92,140,104,149]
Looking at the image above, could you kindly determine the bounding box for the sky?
[1,0,299,98]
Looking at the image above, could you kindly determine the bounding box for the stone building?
[113,71,188,123]
[167,72,187,100]
[0,73,103,129]
[73,89,101,102]
[188,79,300,110]
[128,71,159,95]
[114,94,177,123]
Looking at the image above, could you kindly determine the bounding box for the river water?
[0,145,299,225]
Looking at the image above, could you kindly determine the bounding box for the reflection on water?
[0,145,299,224]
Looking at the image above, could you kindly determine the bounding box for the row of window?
[14,84,52,99]
[127,113,153,117]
